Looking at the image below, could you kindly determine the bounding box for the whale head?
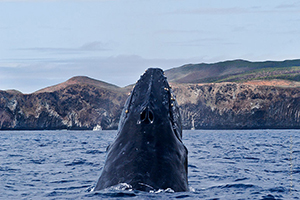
[95,68,188,192]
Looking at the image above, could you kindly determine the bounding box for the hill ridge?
[35,76,120,94]
[165,59,300,84]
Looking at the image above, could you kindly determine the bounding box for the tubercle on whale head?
[118,68,182,139]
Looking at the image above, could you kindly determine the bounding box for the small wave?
[207,175,221,179]
[269,187,286,193]
[223,156,242,160]
[293,169,300,174]
[38,143,48,147]
[85,149,104,154]
[149,188,175,193]
[234,177,249,182]
[265,159,276,163]
[88,191,137,198]
[237,146,250,150]
[23,183,35,187]
[175,194,191,199]
[0,166,20,172]
[189,187,196,192]
[30,158,46,164]
[61,147,85,152]
[92,183,177,194]
[109,183,133,191]
[85,185,95,192]
[8,154,24,157]
[50,179,76,184]
[5,184,15,189]
[65,158,86,166]
[88,183,137,198]
[208,183,257,190]
[44,191,65,197]
[261,194,277,200]
[188,164,198,169]
[256,143,272,147]
[221,183,256,189]
[54,185,90,191]
[264,169,287,174]
[243,156,260,161]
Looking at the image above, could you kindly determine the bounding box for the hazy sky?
[1,0,300,93]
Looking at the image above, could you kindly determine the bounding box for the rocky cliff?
[172,82,300,129]
[0,77,300,130]
[0,77,129,130]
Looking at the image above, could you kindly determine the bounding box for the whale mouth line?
[140,107,154,124]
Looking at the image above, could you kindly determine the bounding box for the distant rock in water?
[0,75,300,130]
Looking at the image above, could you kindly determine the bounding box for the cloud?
[168,7,250,15]
[275,2,300,9]
[79,41,110,51]
[166,37,237,47]
[169,4,300,16]
[17,41,110,54]
[0,0,111,1]
[155,29,208,35]
[189,7,248,15]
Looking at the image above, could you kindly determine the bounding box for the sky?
[1,0,300,93]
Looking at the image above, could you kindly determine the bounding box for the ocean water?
[0,130,299,200]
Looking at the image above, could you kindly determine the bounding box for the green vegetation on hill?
[215,66,300,83]
[165,59,300,83]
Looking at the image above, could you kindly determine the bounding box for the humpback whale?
[94,68,188,192]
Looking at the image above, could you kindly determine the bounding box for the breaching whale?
[94,68,188,192]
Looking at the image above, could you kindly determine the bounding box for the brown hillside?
[35,76,121,93]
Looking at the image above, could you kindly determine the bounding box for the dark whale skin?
[94,68,188,192]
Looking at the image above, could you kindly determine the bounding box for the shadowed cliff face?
[0,79,300,130]
[0,84,128,130]
[173,82,300,129]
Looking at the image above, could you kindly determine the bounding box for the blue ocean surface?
[0,130,299,199]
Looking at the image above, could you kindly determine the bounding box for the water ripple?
[0,130,299,199]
